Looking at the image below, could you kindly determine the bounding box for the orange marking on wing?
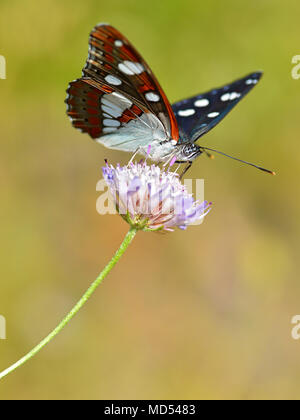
[138,83,153,93]
[90,39,102,49]
[67,111,78,117]
[119,104,144,123]
[157,85,179,141]
[119,109,135,123]
[119,44,139,62]
[83,78,114,94]
[101,85,114,93]
[105,54,114,64]
[91,30,108,43]
[131,104,143,116]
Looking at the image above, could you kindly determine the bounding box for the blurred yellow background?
[0,0,300,400]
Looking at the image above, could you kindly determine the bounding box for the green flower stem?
[0,227,137,380]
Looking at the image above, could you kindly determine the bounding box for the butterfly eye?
[183,144,200,158]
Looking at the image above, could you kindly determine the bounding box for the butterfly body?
[66,23,262,168]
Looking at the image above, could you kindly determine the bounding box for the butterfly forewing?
[66,23,179,150]
[172,72,262,143]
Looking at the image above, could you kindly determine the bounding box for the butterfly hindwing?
[66,77,170,151]
[172,72,263,143]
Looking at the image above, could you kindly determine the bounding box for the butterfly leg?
[128,147,143,165]
[179,161,193,179]
[172,164,182,175]
[163,152,177,168]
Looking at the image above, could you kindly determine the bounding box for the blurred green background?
[0,0,299,400]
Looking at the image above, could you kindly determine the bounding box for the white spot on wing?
[207,112,220,118]
[112,92,132,106]
[101,93,133,118]
[178,109,196,117]
[103,119,121,127]
[145,92,160,102]
[231,92,241,99]
[104,75,122,86]
[102,127,117,133]
[101,105,122,118]
[245,78,258,85]
[221,92,241,101]
[118,61,144,75]
[194,98,209,107]
[221,93,230,102]
[114,40,123,47]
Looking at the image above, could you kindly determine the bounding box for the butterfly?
[66,23,274,176]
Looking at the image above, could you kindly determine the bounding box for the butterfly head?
[175,142,203,163]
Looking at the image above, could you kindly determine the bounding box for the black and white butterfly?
[66,24,274,175]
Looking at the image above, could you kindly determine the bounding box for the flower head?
[102,161,211,232]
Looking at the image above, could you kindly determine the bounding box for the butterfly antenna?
[200,146,276,175]
[203,150,215,159]
[179,162,193,179]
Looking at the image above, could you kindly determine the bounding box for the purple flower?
[102,161,211,232]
